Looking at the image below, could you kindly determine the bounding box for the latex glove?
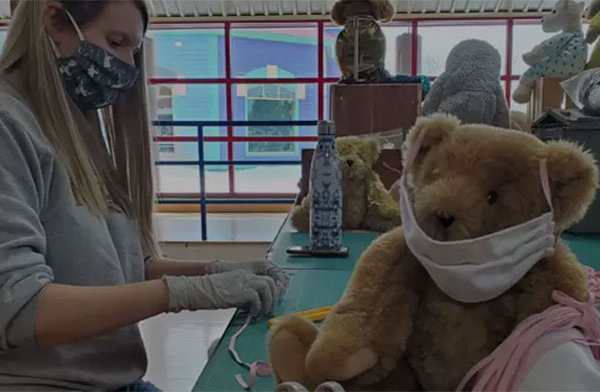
[207,259,290,292]
[163,270,278,315]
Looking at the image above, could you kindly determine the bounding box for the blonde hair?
[0,0,159,258]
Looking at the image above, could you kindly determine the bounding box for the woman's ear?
[44,1,78,57]
[402,113,460,171]
[544,140,599,229]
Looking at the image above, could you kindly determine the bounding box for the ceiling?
[144,0,563,20]
[0,0,569,21]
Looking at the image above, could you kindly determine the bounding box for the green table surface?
[193,269,352,392]
[267,219,380,271]
[563,232,600,271]
[193,226,600,392]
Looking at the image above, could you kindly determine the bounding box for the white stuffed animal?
[512,0,587,104]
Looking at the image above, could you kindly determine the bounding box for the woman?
[0,1,288,390]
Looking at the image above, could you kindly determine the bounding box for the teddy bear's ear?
[369,0,395,22]
[330,1,347,25]
[544,140,599,229]
[402,113,460,171]
[358,138,381,166]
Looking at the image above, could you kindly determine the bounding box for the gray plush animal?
[422,39,509,128]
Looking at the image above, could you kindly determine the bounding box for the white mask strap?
[539,159,553,212]
[64,10,85,41]
[402,128,427,175]
[47,36,61,58]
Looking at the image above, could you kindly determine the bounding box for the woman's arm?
[35,280,169,346]
[145,258,210,280]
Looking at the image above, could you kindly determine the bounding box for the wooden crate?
[329,84,421,137]
[527,78,576,125]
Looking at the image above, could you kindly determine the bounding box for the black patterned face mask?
[54,11,139,110]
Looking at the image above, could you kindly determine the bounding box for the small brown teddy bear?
[291,136,401,233]
[270,114,598,390]
[331,0,395,83]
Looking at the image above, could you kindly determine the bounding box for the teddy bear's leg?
[513,63,544,104]
[290,195,311,232]
[304,228,427,385]
[268,315,322,389]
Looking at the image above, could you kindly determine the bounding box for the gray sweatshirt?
[0,80,147,390]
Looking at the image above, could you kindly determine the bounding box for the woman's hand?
[163,270,281,316]
[206,259,290,292]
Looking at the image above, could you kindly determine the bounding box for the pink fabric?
[457,267,600,391]
[229,315,273,390]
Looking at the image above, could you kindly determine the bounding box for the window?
[147,27,225,79]
[419,21,507,76]
[247,98,296,155]
[231,23,318,79]
[512,20,550,76]
[148,18,540,208]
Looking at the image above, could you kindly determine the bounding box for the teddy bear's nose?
[436,213,455,228]
[346,159,354,167]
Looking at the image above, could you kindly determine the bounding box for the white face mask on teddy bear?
[399,129,557,304]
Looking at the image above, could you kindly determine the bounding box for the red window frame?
[148,16,541,202]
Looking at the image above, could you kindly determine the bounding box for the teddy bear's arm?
[290,194,311,232]
[514,242,589,323]
[524,34,564,64]
[362,176,401,232]
[304,227,427,383]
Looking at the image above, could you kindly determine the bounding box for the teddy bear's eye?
[487,191,499,205]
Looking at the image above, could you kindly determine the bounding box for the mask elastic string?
[47,37,62,59]
[538,159,553,213]
[402,128,427,176]
[64,10,85,42]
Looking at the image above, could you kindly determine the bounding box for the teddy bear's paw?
[306,346,378,382]
[290,205,310,232]
[522,51,542,66]
[269,315,320,387]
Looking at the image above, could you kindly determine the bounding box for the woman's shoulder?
[0,79,54,155]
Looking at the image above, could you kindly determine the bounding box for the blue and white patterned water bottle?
[310,121,343,250]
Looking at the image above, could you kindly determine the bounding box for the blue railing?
[152,120,319,240]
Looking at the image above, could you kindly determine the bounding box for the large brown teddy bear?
[291,136,401,233]
[270,114,598,390]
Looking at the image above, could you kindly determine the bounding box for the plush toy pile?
[291,136,400,233]
[271,114,599,391]
[421,39,509,128]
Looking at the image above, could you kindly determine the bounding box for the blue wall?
[153,30,337,166]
